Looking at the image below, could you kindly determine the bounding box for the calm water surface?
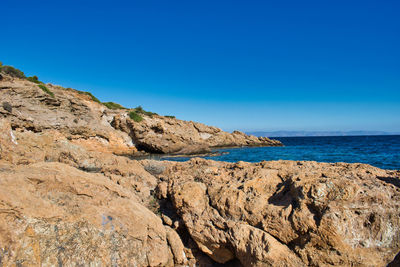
[162,135,400,170]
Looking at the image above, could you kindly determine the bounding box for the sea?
[162,135,400,170]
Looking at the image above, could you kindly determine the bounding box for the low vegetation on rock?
[0,64,26,79]
[78,91,101,103]
[135,105,158,117]
[129,110,143,122]
[127,106,160,123]
[38,84,54,97]
[103,101,126,109]
[26,75,43,84]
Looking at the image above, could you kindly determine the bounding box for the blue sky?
[2,0,399,132]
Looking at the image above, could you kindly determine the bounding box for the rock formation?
[111,115,282,155]
[159,159,400,266]
[0,68,399,266]
[0,161,175,266]
[0,74,281,157]
[0,76,136,155]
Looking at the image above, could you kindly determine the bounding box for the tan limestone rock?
[0,161,174,266]
[0,118,16,161]
[165,226,187,265]
[164,158,400,266]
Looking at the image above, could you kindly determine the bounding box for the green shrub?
[165,115,175,119]
[135,105,158,117]
[103,102,126,110]
[128,111,143,122]
[85,92,101,103]
[27,75,42,84]
[135,105,145,113]
[38,84,54,97]
[0,65,26,79]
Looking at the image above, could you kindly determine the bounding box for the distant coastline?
[247,131,400,138]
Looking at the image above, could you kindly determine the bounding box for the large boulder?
[0,161,177,266]
[162,159,400,266]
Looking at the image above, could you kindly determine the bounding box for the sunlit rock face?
[0,74,281,158]
[111,115,282,155]
[0,73,399,266]
[161,159,400,266]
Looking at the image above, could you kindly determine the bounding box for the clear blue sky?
[2,0,399,132]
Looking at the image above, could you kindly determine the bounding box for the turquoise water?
[163,135,400,170]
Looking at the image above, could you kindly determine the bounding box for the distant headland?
[248,130,400,137]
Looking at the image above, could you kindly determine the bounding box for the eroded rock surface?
[0,118,16,161]
[112,115,282,154]
[1,71,399,266]
[0,161,175,266]
[0,116,191,266]
[0,75,136,155]
[0,74,281,156]
[161,159,400,266]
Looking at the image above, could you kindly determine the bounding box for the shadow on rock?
[378,176,400,188]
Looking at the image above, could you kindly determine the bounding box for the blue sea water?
[163,135,400,170]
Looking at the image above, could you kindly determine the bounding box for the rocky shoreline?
[0,72,282,156]
[1,70,400,266]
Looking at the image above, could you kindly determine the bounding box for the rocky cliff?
[0,68,399,266]
[0,73,282,156]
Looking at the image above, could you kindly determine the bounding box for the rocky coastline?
[1,69,399,266]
